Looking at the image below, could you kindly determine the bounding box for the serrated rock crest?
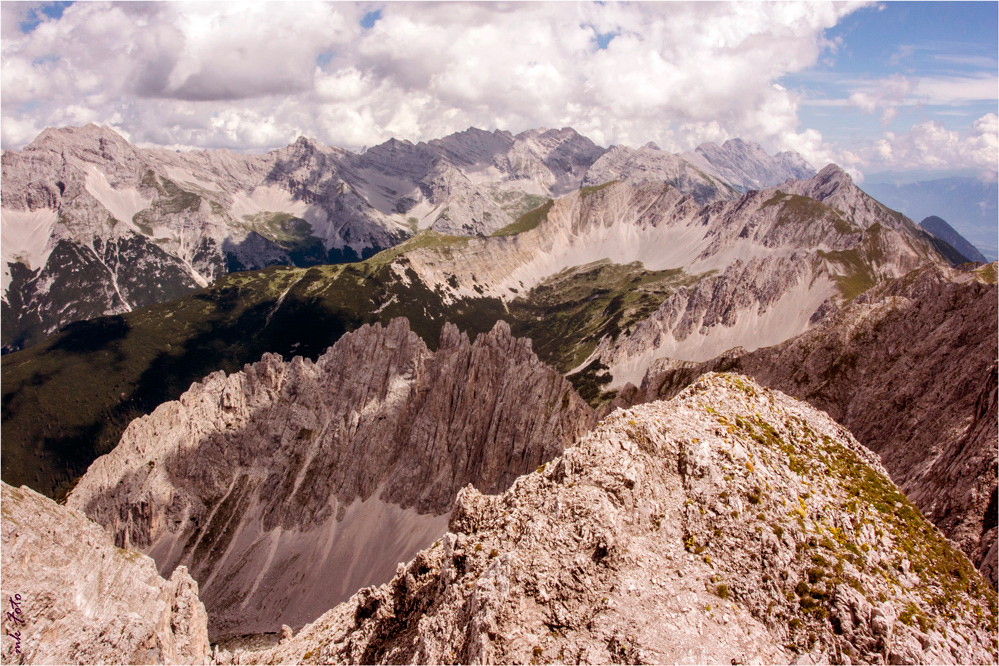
[67,318,595,637]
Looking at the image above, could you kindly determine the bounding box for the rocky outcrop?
[582,143,737,205]
[1,482,211,665]
[637,264,999,585]
[67,318,595,638]
[245,374,997,665]
[684,137,815,192]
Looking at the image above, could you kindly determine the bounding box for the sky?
[1,1,996,181]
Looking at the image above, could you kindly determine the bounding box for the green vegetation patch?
[819,224,887,302]
[579,180,619,199]
[363,230,474,268]
[490,199,554,237]
[488,188,550,219]
[508,259,702,377]
[133,174,203,229]
[766,192,856,235]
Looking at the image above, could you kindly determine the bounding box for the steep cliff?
[638,264,999,585]
[247,374,997,665]
[67,318,595,638]
[1,482,211,665]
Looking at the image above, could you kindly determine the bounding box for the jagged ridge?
[1,482,211,664]
[635,263,999,585]
[246,374,997,665]
[67,318,595,637]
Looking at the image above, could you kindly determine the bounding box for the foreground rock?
[638,263,999,585]
[1,482,211,664]
[248,374,997,665]
[68,318,594,638]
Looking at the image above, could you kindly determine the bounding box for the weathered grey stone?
[636,263,999,584]
[1,482,211,665]
[242,374,997,665]
[68,318,595,638]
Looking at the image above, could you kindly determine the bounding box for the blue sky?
[1,1,996,179]
[785,2,997,170]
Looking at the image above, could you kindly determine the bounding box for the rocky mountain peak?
[29,123,129,150]
[683,138,815,193]
[2,482,211,664]
[67,317,595,637]
[252,373,997,665]
[813,162,854,186]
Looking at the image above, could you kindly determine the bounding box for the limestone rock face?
[68,318,595,638]
[246,374,997,666]
[582,144,737,205]
[638,264,999,585]
[683,137,815,192]
[555,167,950,385]
[0,482,211,665]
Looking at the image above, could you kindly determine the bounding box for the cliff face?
[67,318,595,638]
[1,482,211,665]
[246,374,997,666]
[638,264,999,585]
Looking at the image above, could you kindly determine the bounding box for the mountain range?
[1,124,996,664]
[1,125,811,353]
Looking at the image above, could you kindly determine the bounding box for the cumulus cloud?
[2,1,868,154]
[863,113,998,176]
[848,74,917,124]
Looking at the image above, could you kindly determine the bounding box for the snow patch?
[1,207,59,296]
[84,167,151,228]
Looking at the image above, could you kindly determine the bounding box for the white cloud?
[861,114,998,176]
[1,1,866,154]
[847,74,917,125]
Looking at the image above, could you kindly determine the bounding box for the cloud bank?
[1,1,995,177]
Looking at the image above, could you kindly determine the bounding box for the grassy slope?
[508,260,704,404]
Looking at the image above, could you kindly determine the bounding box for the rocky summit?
[67,318,594,639]
[1,482,211,665]
[636,263,999,586]
[244,374,996,666]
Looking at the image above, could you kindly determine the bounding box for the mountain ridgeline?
[919,215,988,263]
[65,319,594,638]
[1,125,811,352]
[629,263,999,585]
[1,125,996,664]
[1,147,971,490]
[2,162,966,499]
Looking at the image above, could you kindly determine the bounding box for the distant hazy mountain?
[919,215,987,263]
[683,137,815,192]
[863,176,997,261]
